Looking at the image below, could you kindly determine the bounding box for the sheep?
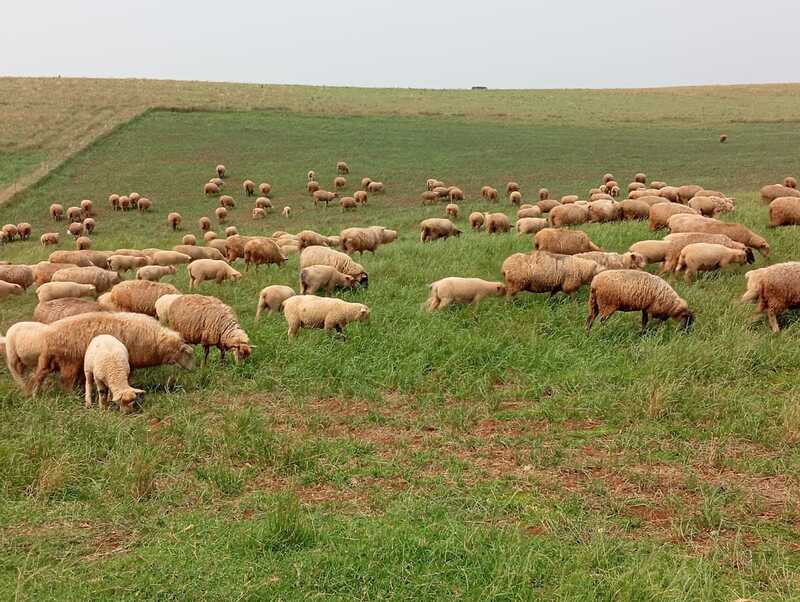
[517,207,542,219]
[49,250,110,268]
[307,180,321,195]
[537,199,562,213]
[295,230,329,249]
[1,224,17,243]
[242,179,256,196]
[65,206,81,222]
[649,203,699,230]
[216,164,226,178]
[34,298,105,324]
[28,312,195,394]
[549,204,589,227]
[167,212,182,231]
[559,195,578,204]
[361,177,373,190]
[424,277,505,311]
[258,182,271,196]
[0,265,34,289]
[506,182,520,195]
[244,238,287,270]
[628,240,671,266]
[485,187,498,202]
[667,214,770,256]
[188,259,242,288]
[588,199,621,223]
[255,196,273,211]
[509,191,522,206]
[719,134,727,143]
[602,173,614,184]
[769,196,800,227]
[628,182,646,193]
[66,222,85,239]
[255,285,296,320]
[196,217,210,233]
[136,265,177,282]
[40,233,59,247]
[446,203,459,219]
[299,245,369,286]
[785,176,798,189]
[501,251,602,298]
[82,335,144,412]
[676,184,703,204]
[151,250,192,266]
[137,197,152,212]
[537,188,550,201]
[469,212,485,231]
[448,187,464,203]
[0,281,23,300]
[100,280,180,316]
[120,196,132,211]
[427,179,444,191]
[340,226,397,255]
[649,181,667,190]
[419,218,461,242]
[75,236,92,250]
[307,170,316,181]
[224,227,238,239]
[675,243,752,282]
[37,282,97,303]
[421,191,438,205]
[334,176,347,189]
[516,217,548,235]
[340,196,357,211]
[587,270,694,332]
[432,186,450,200]
[156,294,250,364]
[619,199,650,221]
[484,213,511,234]
[534,228,601,255]
[337,161,350,174]
[252,208,266,220]
[661,232,752,273]
[49,203,65,221]
[300,265,356,295]
[282,295,370,338]
[688,195,735,217]
[215,207,227,223]
[282,206,291,218]
[574,251,646,270]
[219,195,235,208]
[14,223,31,241]
[52,266,121,293]
[32,262,78,286]
[761,184,800,204]
[354,191,368,205]
[204,182,221,196]
[3,322,48,388]
[82,218,96,235]
[108,194,121,209]
[741,262,800,332]
[182,234,197,246]
[313,190,338,207]
[634,172,647,184]
[367,181,385,193]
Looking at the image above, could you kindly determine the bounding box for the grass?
[1,99,800,599]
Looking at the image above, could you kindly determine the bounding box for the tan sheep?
[502,251,602,297]
[667,214,770,256]
[656,187,680,203]
[661,232,751,273]
[137,198,152,212]
[448,187,464,202]
[688,195,735,217]
[588,199,621,223]
[485,187,498,202]
[224,227,238,238]
[32,262,78,286]
[65,206,81,222]
[242,179,256,196]
[307,180,321,194]
[244,239,287,270]
[538,188,550,201]
[421,191,438,205]
[82,218,96,235]
[258,182,272,196]
[100,280,180,316]
[296,230,330,249]
[602,173,614,184]
[120,196,133,211]
[619,199,650,220]
[337,161,350,175]
[419,218,461,242]
[574,251,646,270]
[340,196,357,211]
[300,265,356,295]
[37,282,97,303]
[648,203,699,230]
[469,212,485,231]
[516,217,548,235]
[108,194,120,210]
[506,182,520,195]
[354,191,368,205]
[198,217,212,232]
[761,183,800,204]
[307,170,316,181]
[215,207,227,223]
[634,172,647,184]
[427,179,445,191]
[628,240,671,266]
[675,243,752,282]
[340,226,397,255]
[52,266,121,293]
[560,195,579,204]
[219,195,235,209]
[49,250,110,268]
[282,295,370,338]
[334,176,347,189]
[0,265,34,289]
[367,181,385,193]
[784,176,798,189]
[446,203,459,219]
[549,204,589,227]
[15,223,31,240]
[3,322,48,388]
[136,265,177,282]
[676,184,703,204]
[740,262,800,332]
[188,259,242,288]
[33,298,105,324]
[75,236,92,250]
[517,207,543,219]
[67,222,85,238]
[151,250,193,266]
[537,199,562,213]
[83,335,144,412]
[0,281,23,300]
[534,228,601,255]
[255,196,273,211]
[313,190,338,207]
[424,277,505,311]
[40,232,60,246]
[216,164,226,178]
[628,182,646,193]
[361,177,373,190]
[252,208,266,220]
[204,182,220,195]
[587,270,693,332]
[167,212,182,231]
[182,234,197,246]
[432,186,450,199]
[769,196,800,227]
[255,285,296,320]
[484,213,511,234]
[650,181,667,190]
[300,245,369,286]
[49,203,65,221]
[282,207,291,218]
[509,191,522,206]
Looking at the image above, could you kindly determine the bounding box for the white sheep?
[83,335,144,412]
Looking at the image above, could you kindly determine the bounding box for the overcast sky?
[2,0,798,89]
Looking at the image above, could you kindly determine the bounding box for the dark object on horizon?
[472,86,488,90]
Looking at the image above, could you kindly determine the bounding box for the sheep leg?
[218,346,226,364]
[684,269,694,283]
[84,371,94,408]
[767,309,781,333]
[287,319,300,338]
[202,346,211,366]
[437,297,453,310]
[98,383,109,410]
[640,311,650,332]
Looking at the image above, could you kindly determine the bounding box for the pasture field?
[1,105,800,600]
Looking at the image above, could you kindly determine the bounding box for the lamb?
[658,187,680,203]
[588,199,622,223]
[740,262,800,332]
[667,214,770,256]
[300,265,356,295]
[82,218,96,235]
[32,262,78,286]
[204,231,219,242]
[516,217,548,235]
[67,222,85,238]
[340,226,397,255]
[252,208,266,220]
[432,186,450,199]
[675,243,752,282]
[244,238,287,270]
[107,255,148,273]
[36,282,97,303]
[687,195,735,217]
[83,335,144,412]
[79,199,93,217]
[282,295,370,338]
[484,213,511,234]
[587,270,694,332]
[534,228,601,255]
[501,251,602,297]
[427,179,445,191]
[313,190,338,207]
[648,203,699,230]
[75,236,92,251]
[282,207,291,218]
[307,180,321,194]
[446,203,459,219]
[469,212,485,231]
[136,265,177,282]
[155,294,251,364]
[49,250,110,268]
[33,298,105,324]
[549,204,590,227]
[509,191,522,206]
[675,184,703,204]
[337,161,350,174]
[255,285,296,320]
[52,266,121,293]
[242,179,256,196]
[255,196,273,211]
[296,230,329,249]
[0,265,34,289]
[215,207,227,223]
[785,176,798,189]
[122,196,135,211]
[334,176,347,189]
[151,250,192,266]
[485,187,498,202]
[188,259,242,288]
[28,312,195,394]
[259,182,271,195]
[619,199,650,220]
[628,240,671,266]
[419,218,461,242]
[299,245,369,286]
[219,195,235,208]
[574,251,646,270]
[769,196,800,227]
[354,191,368,205]
[3,322,48,388]
[167,212,182,230]
[367,181,385,193]
[661,232,752,273]
[424,277,505,311]
[0,281,23,300]
[41,232,59,246]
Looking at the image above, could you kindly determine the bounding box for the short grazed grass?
[1,106,800,600]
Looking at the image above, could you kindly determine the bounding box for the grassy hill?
[1,80,800,600]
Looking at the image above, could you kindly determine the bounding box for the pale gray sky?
[3,0,798,88]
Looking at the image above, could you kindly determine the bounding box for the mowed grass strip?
[0,109,799,599]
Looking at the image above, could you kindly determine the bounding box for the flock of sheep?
[1,160,800,412]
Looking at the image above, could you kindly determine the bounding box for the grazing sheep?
[108,194,120,210]
[587,270,694,332]
[136,265,177,282]
[432,186,450,200]
[649,203,699,230]
[588,199,622,223]
[182,234,197,246]
[421,191,438,205]
[549,204,590,227]
[307,180,321,195]
[741,262,800,332]
[50,203,64,221]
[654,187,679,203]
[244,238,287,270]
[83,335,144,412]
[769,196,800,227]
[15,223,31,240]
[225,227,238,238]
[367,181,385,193]
[3,322,48,388]
[337,161,350,174]
[1,224,17,243]
[419,218,461,242]
[282,295,370,338]
[37,282,97,303]
[40,232,59,246]
[353,191,368,205]
[536,199,561,213]
[448,187,464,203]
[634,173,647,184]
[719,134,727,143]
[67,222,85,239]
[252,208,266,220]
[300,245,369,286]
[517,207,543,219]
[446,203,459,219]
[340,226,397,255]
[107,255,150,274]
[282,206,291,218]
[650,181,667,190]
[216,164,226,178]
[188,259,242,288]
[255,285,296,320]
[667,214,770,256]
[628,182,646,193]
[534,228,601,255]
[75,236,92,250]
[602,173,614,184]
[203,232,218,243]
[34,298,105,324]
[156,294,250,364]
[197,217,211,232]
[82,218,96,235]
[168,212,182,231]
[204,182,221,195]
[0,281,24,300]
[313,190,338,207]
[255,197,273,212]
[215,207,227,223]
[469,212,485,231]
[484,213,511,234]
[258,182,271,196]
[424,277,505,311]
[502,251,602,297]
[340,196,357,211]
[300,265,356,295]
[137,198,152,212]
[296,230,330,249]
[49,250,110,268]
[427,179,445,191]
[628,240,671,266]
[575,251,646,270]
[100,280,180,316]
[0,265,34,289]
[538,188,550,201]
[52,266,121,293]
[509,191,522,206]
[219,195,235,209]
[506,182,520,195]
[151,250,192,266]
[675,243,752,282]
[620,199,651,220]
[334,176,347,189]
[610,186,621,198]
[361,177,373,190]
[516,217,548,235]
[688,195,735,217]
[784,176,798,189]
[559,195,578,204]
[307,170,316,181]
[243,179,256,196]
[676,184,703,204]
[80,199,93,217]
[661,232,751,273]
[119,196,132,211]
[761,183,800,204]
[65,206,82,222]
